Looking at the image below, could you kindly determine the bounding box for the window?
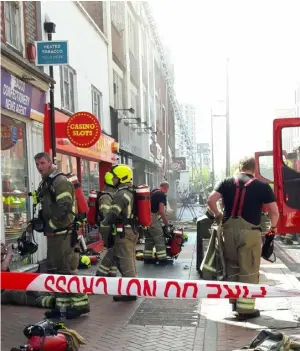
[258,154,274,183]
[110,1,125,32]
[143,89,148,122]
[56,154,77,174]
[1,116,30,269]
[130,90,137,116]
[281,126,300,209]
[91,86,103,122]
[113,71,123,109]
[60,66,77,113]
[4,1,23,52]
[81,160,100,198]
[128,15,137,56]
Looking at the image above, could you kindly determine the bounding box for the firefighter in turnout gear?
[34,152,90,319]
[207,156,279,321]
[96,172,118,277]
[144,181,169,264]
[100,164,138,302]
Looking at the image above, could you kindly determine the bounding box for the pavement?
[2,227,300,350]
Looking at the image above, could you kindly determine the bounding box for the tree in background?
[190,166,211,193]
[230,163,239,176]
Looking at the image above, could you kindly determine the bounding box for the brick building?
[1,1,53,270]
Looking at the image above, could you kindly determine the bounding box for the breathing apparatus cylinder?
[135,185,151,227]
[169,229,184,257]
[87,190,98,226]
[23,320,68,351]
[66,173,89,217]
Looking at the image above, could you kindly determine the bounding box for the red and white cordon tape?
[1,272,300,299]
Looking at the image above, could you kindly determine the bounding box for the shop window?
[81,160,100,198]
[56,153,77,174]
[4,1,23,52]
[60,65,77,113]
[1,116,30,268]
[91,85,103,123]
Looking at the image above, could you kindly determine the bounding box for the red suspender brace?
[231,177,256,217]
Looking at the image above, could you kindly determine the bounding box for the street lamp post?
[211,111,226,187]
[44,20,57,164]
[225,58,230,177]
[210,59,231,184]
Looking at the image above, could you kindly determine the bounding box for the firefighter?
[100,164,138,302]
[207,156,279,321]
[96,171,118,277]
[33,152,90,319]
[144,181,169,264]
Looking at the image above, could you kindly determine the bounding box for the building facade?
[40,1,117,198]
[98,1,177,191]
[1,1,181,270]
[175,103,196,170]
[1,1,53,271]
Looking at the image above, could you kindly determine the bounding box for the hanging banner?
[66,111,101,148]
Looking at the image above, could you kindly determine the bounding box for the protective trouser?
[113,228,138,277]
[1,290,55,308]
[223,176,262,314]
[96,247,118,277]
[144,214,167,260]
[223,217,261,313]
[47,234,89,315]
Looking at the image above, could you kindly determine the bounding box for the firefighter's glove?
[58,328,85,349]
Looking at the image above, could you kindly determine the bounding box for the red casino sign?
[66,111,101,148]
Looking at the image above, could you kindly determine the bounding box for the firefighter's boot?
[113,295,137,302]
[236,309,260,321]
[157,259,170,266]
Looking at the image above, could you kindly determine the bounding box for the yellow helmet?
[110,164,133,184]
[80,255,91,268]
[104,171,114,186]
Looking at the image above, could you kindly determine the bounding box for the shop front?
[1,64,52,271]
[44,108,118,197]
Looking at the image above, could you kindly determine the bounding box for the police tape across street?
[2,272,300,299]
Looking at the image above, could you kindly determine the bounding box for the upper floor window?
[4,1,23,52]
[113,71,123,109]
[60,65,77,113]
[110,1,125,32]
[91,85,103,122]
[128,15,137,56]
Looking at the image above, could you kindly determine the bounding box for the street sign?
[35,40,69,66]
